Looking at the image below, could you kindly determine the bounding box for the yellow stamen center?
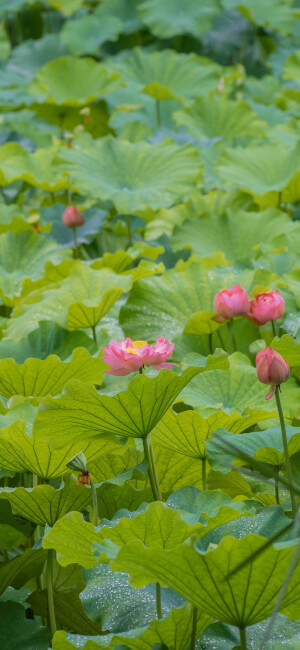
[125,340,147,354]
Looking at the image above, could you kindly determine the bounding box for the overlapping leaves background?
[0,1,300,648]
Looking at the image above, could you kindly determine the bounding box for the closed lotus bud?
[214,284,249,320]
[256,347,289,399]
[62,205,85,228]
[247,291,285,325]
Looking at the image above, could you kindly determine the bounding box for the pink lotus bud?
[247,291,285,326]
[213,284,249,320]
[62,206,85,228]
[102,338,174,376]
[256,347,289,399]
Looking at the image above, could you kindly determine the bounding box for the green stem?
[217,328,225,349]
[149,439,162,501]
[190,606,198,650]
[91,325,97,345]
[142,438,159,501]
[208,332,213,355]
[139,366,143,374]
[126,215,132,247]
[155,99,161,129]
[202,457,207,491]
[155,581,162,619]
[278,190,282,208]
[228,319,236,353]
[271,320,277,338]
[239,626,247,650]
[72,227,78,258]
[275,468,280,505]
[89,477,98,527]
[275,386,297,517]
[46,549,56,639]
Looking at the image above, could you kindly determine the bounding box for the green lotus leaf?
[120,261,255,340]
[0,321,97,363]
[28,589,104,635]
[109,534,300,627]
[272,334,300,366]
[6,264,131,339]
[181,352,299,416]
[0,420,120,479]
[0,143,69,192]
[0,230,71,305]
[7,34,68,80]
[0,499,32,549]
[0,479,91,526]
[0,348,106,398]
[217,142,300,195]
[97,483,153,520]
[138,0,220,38]
[0,548,46,596]
[172,208,299,262]
[222,0,298,35]
[0,600,50,650]
[34,361,224,447]
[183,311,222,335]
[53,602,210,649]
[55,136,200,213]
[108,48,222,100]
[41,203,107,248]
[206,425,300,472]
[28,57,122,106]
[67,288,124,330]
[97,0,142,34]
[47,0,84,15]
[61,11,123,57]
[174,95,265,142]
[283,50,300,83]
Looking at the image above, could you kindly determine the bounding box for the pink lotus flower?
[247,291,285,326]
[214,284,249,320]
[103,337,174,376]
[62,205,85,228]
[256,347,289,399]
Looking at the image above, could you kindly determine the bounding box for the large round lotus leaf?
[283,50,300,83]
[181,352,300,416]
[0,230,71,305]
[171,207,300,262]
[110,534,300,627]
[120,262,255,340]
[174,95,266,142]
[217,142,300,195]
[222,0,298,35]
[7,34,68,80]
[61,11,122,57]
[138,0,220,38]
[0,143,69,192]
[272,335,300,367]
[55,136,201,213]
[28,57,122,105]
[108,48,222,100]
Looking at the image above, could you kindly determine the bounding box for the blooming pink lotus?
[103,337,174,376]
[247,291,285,326]
[62,205,85,228]
[214,284,249,320]
[256,347,289,399]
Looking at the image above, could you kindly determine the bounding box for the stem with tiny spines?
[142,437,159,501]
[275,386,297,517]
[91,325,97,345]
[46,549,56,639]
[271,320,277,338]
[89,476,98,527]
[149,439,162,501]
[239,626,248,650]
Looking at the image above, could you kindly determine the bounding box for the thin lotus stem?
[278,190,282,208]
[228,319,236,353]
[91,325,97,345]
[149,439,162,501]
[139,366,143,374]
[239,626,248,650]
[89,477,98,527]
[155,99,161,129]
[271,320,277,338]
[275,468,280,505]
[46,549,56,639]
[275,386,297,518]
[208,332,213,355]
[202,457,207,491]
[142,437,159,501]
[72,227,78,258]
[126,215,132,247]
[217,328,225,349]
[190,606,198,650]
[155,581,162,619]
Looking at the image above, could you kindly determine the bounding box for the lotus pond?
[0,1,300,649]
